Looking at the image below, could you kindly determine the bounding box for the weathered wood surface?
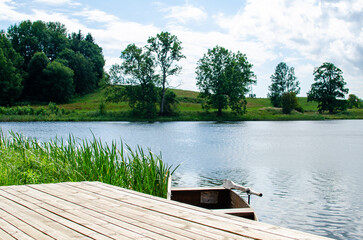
[0,182,332,239]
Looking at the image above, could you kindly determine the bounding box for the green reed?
[0,130,177,198]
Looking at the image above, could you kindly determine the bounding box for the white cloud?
[30,9,84,33]
[163,3,207,24]
[0,0,30,21]
[33,0,80,6]
[74,9,119,23]
[214,0,363,96]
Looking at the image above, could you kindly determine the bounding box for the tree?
[196,46,256,116]
[26,52,50,99]
[68,31,105,86]
[7,20,68,69]
[58,48,97,95]
[41,61,74,103]
[268,62,300,107]
[107,44,158,117]
[347,94,360,109]
[307,62,349,113]
[0,32,23,106]
[147,32,185,115]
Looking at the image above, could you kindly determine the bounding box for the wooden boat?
[170,180,262,221]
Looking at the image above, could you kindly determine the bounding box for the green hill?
[1,88,362,121]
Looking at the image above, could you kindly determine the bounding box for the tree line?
[108,31,358,117]
[268,62,360,114]
[1,20,360,116]
[108,34,256,117]
[0,20,105,105]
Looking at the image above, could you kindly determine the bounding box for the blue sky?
[1,0,362,97]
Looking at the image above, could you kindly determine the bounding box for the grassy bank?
[0,131,177,198]
[1,88,363,121]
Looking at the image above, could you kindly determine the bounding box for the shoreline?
[1,111,362,122]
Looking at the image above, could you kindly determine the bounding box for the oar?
[223,179,262,204]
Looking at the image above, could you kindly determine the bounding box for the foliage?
[281,92,301,114]
[41,61,74,103]
[108,44,159,117]
[162,89,179,114]
[0,131,177,198]
[307,62,349,113]
[7,20,68,69]
[4,20,105,103]
[26,52,49,99]
[147,32,185,115]
[347,94,360,109]
[196,46,256,116]
[68,31,105,88]
[0,32,23,106]
[109,64,123,84]
[58,48,97,95]
[0,103,70,116]
[1,88,363,121]
[268,62,300,107]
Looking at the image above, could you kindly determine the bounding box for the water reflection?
[1,120,363,239]
[306,170,359,239]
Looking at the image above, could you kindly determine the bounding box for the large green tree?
[307,62,349,113]
[7,20,68,69]
[26,52,50,99]
[196,46,256,116]
[41,61,74,103]
[268,62,300,107]
[107,44,158,117]
[58,48,97,95]
[7,21,105,100]
[68,31,105,87]
[0,32,23,106]
[147,32,185,115]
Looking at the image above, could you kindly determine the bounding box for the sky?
[1,0,362,98]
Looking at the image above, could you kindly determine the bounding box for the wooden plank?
[171,186,226,191]
[212,208,255,214]
[65,182,282,240]
[0,182,332,240]
[0,228,17,240]
[0,193,92,240]
[0,217,33,240]
[69,182,286,239]
[0,208,52,240]
[29,183,246,240]
[19,186,182,240]
[74,182,332,240]
[0,227,17,240]
[0,187,161,240]
[0,188,118,240]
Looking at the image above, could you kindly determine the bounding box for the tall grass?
[0,131,177,198]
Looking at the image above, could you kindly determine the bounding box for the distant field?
[1,88,362,121]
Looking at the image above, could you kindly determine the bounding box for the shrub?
[162,90,179,115]
[281,92,297,114]
[48,102,60,115]
[348,94,360,109]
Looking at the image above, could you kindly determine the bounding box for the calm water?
[1,120,362,239]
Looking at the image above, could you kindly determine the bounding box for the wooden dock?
[0,181,331,239]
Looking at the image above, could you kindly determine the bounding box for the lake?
[1,120,362,239]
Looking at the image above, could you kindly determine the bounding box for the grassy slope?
[1,88,363,121]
